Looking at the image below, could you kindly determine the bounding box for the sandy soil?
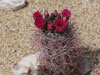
[0,0,100,75]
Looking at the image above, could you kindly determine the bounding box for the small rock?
[12,51,40,75]
[80,59,92,75]
[0,0,26,10]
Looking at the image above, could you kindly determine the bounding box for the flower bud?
[62,17,67,22]
[44,10,49,18]
[54,10,58,17]
[47,22,54,31]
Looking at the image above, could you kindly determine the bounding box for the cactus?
[38,26,83,75]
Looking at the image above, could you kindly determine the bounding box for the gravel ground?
[0,0,100,75]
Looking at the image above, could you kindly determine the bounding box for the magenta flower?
[54,19,67,32]
[47,22,54,31]
[35,17,46,29]
[33,11,43,20]
[62,9,71,20]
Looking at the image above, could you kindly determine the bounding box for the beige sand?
[0,0,100,75]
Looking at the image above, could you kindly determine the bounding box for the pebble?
[0,62,2,65]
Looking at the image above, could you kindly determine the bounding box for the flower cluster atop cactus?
[33,9,71,32]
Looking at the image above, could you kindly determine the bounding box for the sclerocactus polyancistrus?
[33,9,83,75]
